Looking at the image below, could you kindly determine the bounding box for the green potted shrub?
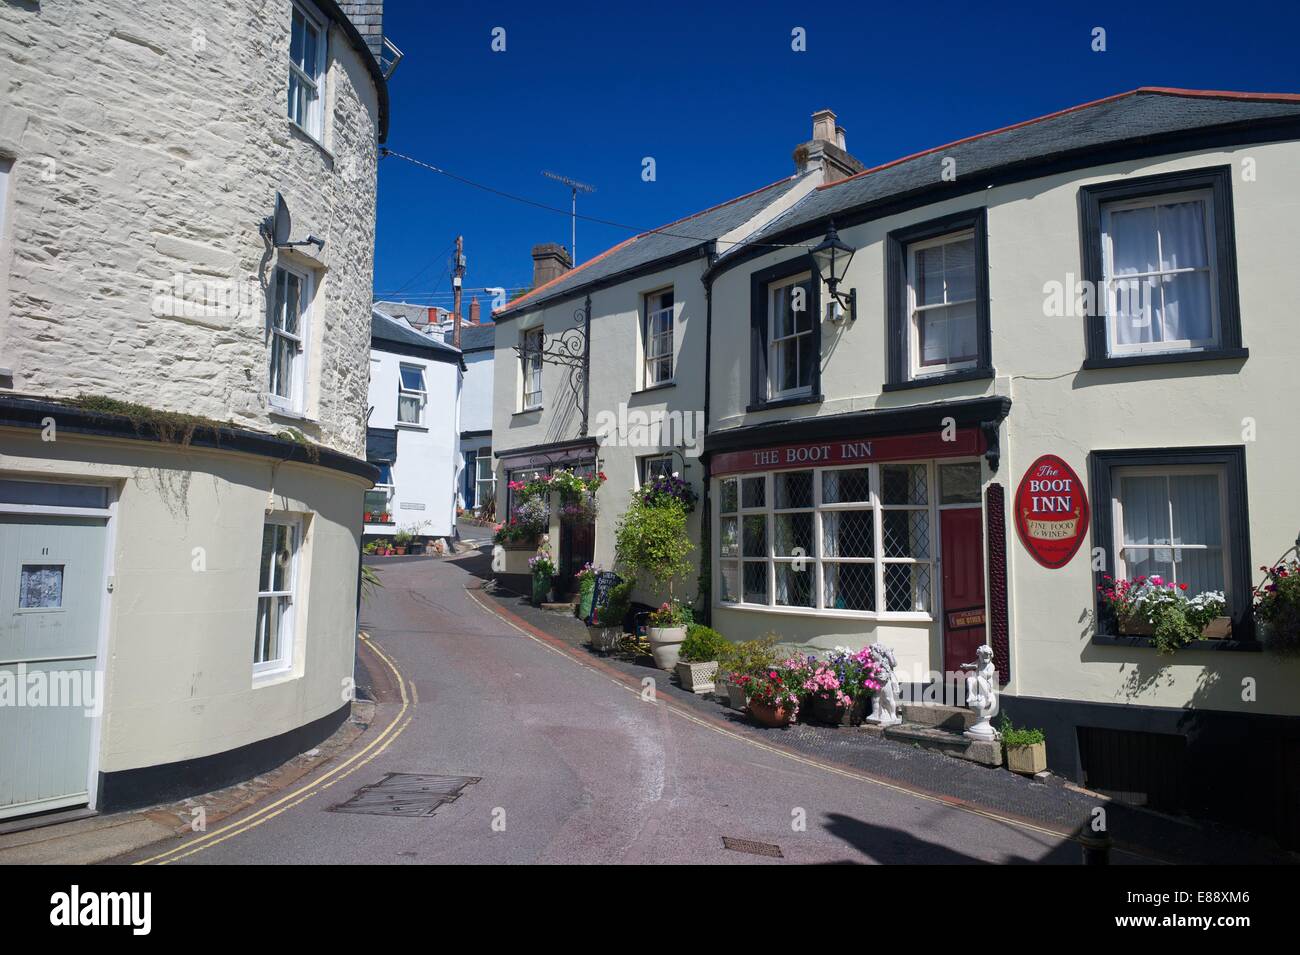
[574,562,598,621]
[675,624,730,694]
[716,637,781,710]
[529,544,557,606]
[999,717,1047,775]
[613,498,694,670]
[392,527,413,556]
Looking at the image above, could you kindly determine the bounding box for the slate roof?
[741,88,1300,249]
[494,175,808,317]
[450,323,495,353]
[371,307,462,360]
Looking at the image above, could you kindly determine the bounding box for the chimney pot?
[531,242,572,288]
[812,108,837,143]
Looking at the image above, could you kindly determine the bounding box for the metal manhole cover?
[721,836,784,858]
[329,773,479,817]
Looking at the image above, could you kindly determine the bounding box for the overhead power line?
[379,148,817,253]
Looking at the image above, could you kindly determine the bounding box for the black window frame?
[1088,446,1256,649]
[884,207,993,392]
[748,257,822,413]
[1078,165,1246,370]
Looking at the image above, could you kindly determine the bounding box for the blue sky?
[374,0,1300,311]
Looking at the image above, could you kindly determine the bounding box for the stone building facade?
[0,0,390,818]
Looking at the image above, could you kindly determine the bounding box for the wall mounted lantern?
[809,220,856,324]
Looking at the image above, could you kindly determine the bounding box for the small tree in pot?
[675,624,730,694]
[613,497,694,670]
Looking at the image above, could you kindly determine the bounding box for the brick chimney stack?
[532,243,572,288]
[469,297,481,324]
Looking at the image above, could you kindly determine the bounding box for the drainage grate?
[329,773,479,817]
[721,836,784,858]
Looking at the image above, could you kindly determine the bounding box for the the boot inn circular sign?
[1014,454,1090,568]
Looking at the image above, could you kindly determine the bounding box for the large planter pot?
[720,677,747,710]
[1006,741,1047,776]
[808,694,870,727]
[648,626,687,670]
[531,573,551,606]
[748,700,794,728]
[675,659,719,694]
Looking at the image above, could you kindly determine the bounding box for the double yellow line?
[135,634,413,865]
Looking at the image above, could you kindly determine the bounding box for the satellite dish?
[271,192,292,247]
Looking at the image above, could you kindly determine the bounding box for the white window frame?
[1100,189,1221,358]
[288,1,327,140]
[639,454,675,485]
[397,363,427,425]
[268,263,311,413]
[906,230,979,378]
[520,327,544,410]
[474,450,496,510]
[1111,464,1231,601]
[642,288,675,388]
[254,515,301,677]
[0,156,11,236]
[365,464,394,522]
[767,271,814,400]
[714,462,937,621]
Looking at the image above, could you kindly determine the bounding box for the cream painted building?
[493,90,1300,848]
[0,0,391,817]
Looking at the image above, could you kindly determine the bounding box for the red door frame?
[939,504,987,676]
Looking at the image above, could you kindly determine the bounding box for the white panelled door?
[0,514,107,819]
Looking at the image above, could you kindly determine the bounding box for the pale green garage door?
[0,511,107,820]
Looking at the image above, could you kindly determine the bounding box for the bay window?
[717,462,935,617]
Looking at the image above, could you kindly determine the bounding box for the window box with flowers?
[1097,574,1229,654]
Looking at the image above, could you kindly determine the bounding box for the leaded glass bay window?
[716,462,940,617]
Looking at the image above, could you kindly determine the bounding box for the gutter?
[0,395,379,483]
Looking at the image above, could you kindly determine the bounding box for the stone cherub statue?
[961,644,999,741]
[866,644,902,726]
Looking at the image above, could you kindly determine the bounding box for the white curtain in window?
[1119,472,1224,595]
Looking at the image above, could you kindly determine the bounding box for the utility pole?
[541,171,595,266]
[451,235,465,349]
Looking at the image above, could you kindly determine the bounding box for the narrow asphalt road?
[119,554,1105,864]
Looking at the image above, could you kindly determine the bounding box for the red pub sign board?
[1014,453,1090,568]
[710,427,985,476]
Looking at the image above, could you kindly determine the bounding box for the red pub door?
[940,506,987,675]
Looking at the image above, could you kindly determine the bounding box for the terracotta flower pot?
[748,700,794,728]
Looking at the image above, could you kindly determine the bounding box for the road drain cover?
[722,836,784,858]
[330,773,479,817]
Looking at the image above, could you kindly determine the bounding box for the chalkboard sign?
[586,571,623,626]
